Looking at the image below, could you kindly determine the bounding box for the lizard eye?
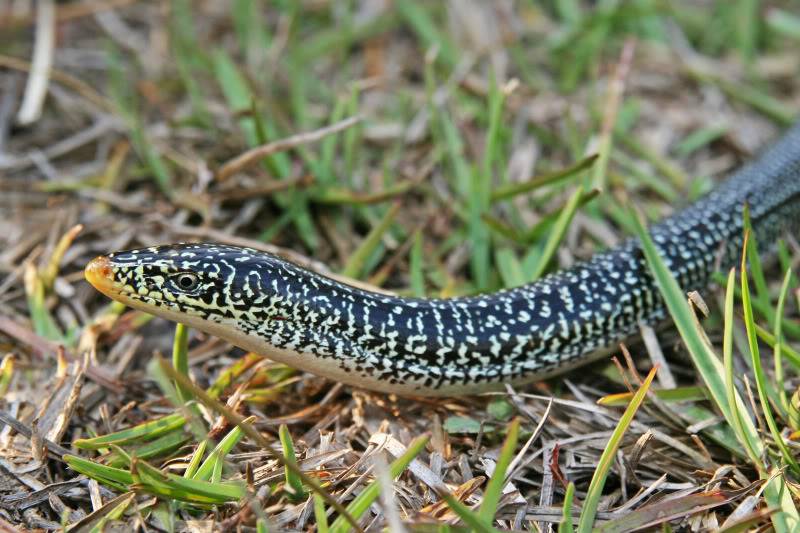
[171,273,200,292]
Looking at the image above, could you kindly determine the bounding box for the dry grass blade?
[0,410,72,458]
[577,366,658,533]
[0,53,114,112]
[216,115,362,181]
[1,0,138,28]
[598,487,761,532]
[15,0,55,125]
[591,38,635,191]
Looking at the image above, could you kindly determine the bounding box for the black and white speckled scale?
[88,123,800,395]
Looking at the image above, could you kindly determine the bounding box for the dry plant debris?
[1,1,800,531]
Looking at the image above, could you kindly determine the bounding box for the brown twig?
[0,410,72,458]
[0,54,115,113]
[0,316,122,392]
[1,0,139,29]
[216,115,362,181]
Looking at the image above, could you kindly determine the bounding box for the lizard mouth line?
[84,256,117,297]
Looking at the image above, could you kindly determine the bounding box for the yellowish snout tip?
[85,256,113,293]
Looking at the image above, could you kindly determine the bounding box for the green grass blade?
[172,323,191,403]
[294,12,398,63]
[713,271,800,339]
[619,135,688,188]
[478,418,520,524]
[130,124,175,198]
[674,125,728,158]
[63,455,134,490]
[279,424,306,502]
[316,96,347,187]
[313,182,414,206]
[767,8,800,39]
[442,493,497,533]
[329,435,429,533]
[0,354,13,398]
[689,70,795,126]
[134,459,246,503]
[577,366,657,533]
[24,265,65,343]
[774,269,793,415]
[467,73,505,290]
[211,49,258,145]
[211,451,223,483]
[211,48,317,249]
[106,430,189,468]
[491,154,597,202]
[343,85,361,182]
[483,214,525,243]
[159,359,363,531]
[192,416,253,482]
[733,0,758,62]
[170,0,212,128]
[742,206,770,309]
[410,230,426,297]
[341,203,400,279]
[598,385,708,406]
[723,268,760,464]
[396,0,457,67]
[558,482,575,533]
[314,493,330,533]
[207,353,263,399]
[82,491,136,533]
[524,188,600,246]
[554,0,582,24]
[631,209,739,430]
[741,246,800,475]
[73,413,186,450]
[184,439,208,479]
[529,186,587,280]
[777,241,796,289]
[611,153,678,202]
[495,248,526,288]
[631,210,799,532]
[753,324,800,371]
